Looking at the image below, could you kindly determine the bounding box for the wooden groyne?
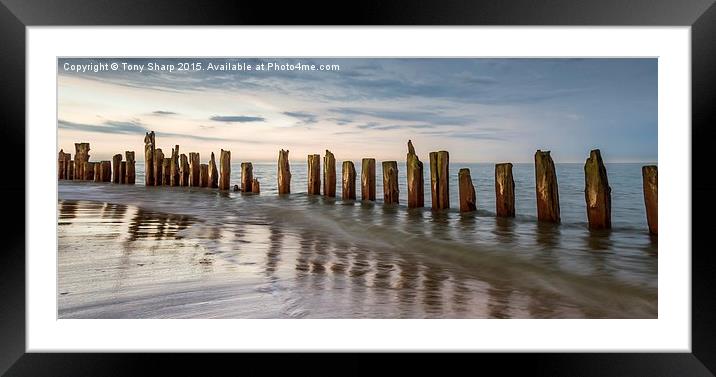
[189,152,200,187]
[59,133,657,234]
[584,149,611,229]
[382,161,399,204]
[278,149,291,194]
[642,166,658,235]
[535,150,560,223]
[219,149,231,190]
[342,161,356,200]
[323,150,336,198]
[429,151,450,210]
[361,158,376,201]
[406,140,424,208]
[495,163,515,217]
[458,168,476,213]
[241,162,253,192]
[307,154,321,195]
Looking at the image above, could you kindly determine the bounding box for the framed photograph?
[2,0,714,374]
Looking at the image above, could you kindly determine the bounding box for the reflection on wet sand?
[58,195,657,319]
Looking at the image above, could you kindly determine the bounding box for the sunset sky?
[57,58,657,163]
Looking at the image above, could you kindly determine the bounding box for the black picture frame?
[1,0,714,374]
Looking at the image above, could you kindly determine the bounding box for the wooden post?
[495,163,515,217]
[170,145,180,186]
[307,154,321,195]
[534,150,560,223]
[278,149,291,194]
[125,151,135,184]
[100,161,111,182]
[179,154,189,186]
[208,152,219,188]
[342,161,356,200]
[189,152,200,187]
[144,131,155,186]
[361,158,376,201]
[458,168,477,213]
[119,161,127,184]
[199,164,209,187]
[382,161,399,204]
[74,143,90,180]
[84,162,95,181]
[93,163,101,182]
[251,178,260,194]
[58,150,70,180]
[219,149,231,190]
[241,162,253,192]
[642,165,658,235]
[323,150,336,197]
[163,158,171,186]
[154,149,164,186]
[112,154,122,184]
[429,151,450,210]
[406,140,424,208]
[66,160,74,180]
[584,149,611,229]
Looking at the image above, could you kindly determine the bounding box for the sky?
[57,58,657,163]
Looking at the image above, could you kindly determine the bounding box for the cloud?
[330,107,473,126]
[356,123,434,131]
[210,115,266,123]
[59,119,147,134]
[283,111,318,125]
[152,110,177,115]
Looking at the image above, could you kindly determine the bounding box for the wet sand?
[58,181,657,318]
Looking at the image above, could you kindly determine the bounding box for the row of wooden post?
[295,141,657,235]
[60,134,657,235]
[58,143,135,184]
[142,131,256,193]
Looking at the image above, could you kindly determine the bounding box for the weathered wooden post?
[170,145,180,186]
[119,161,127,184]
[584,149,611,229]
[458,168,476,213]
[112,154,122,184]
[100,161,111,182]
[154,149,164,186]
[93,163,101,182]
[179,154,189,186]
[323,150,336,197]
[495,163,515,217]
[382,161,399,204]
[278,149,291,194]
[208,152,219,188]
[162,158,171,185]
[84,162,95,181]
[241,162,253,192]
[429,151,450,210]
[406,140,424,208]
[534,150,560,223]
[144,131,155,186]
[125,151,135,184]
[188,153,200,187]
[219,149,231,190]
[66,160,74,180]
[361,158,376,201]
[199,164,209,187]
[307,154,321,195]
[58,150,71,179]
[342,161,356,200]
[74,143,90,180]
[252,178,260,194]
[642,165,658,235]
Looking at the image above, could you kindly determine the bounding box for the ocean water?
[57,160,657,318]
